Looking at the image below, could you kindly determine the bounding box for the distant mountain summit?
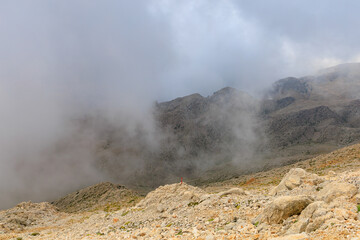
[96,63,360,187]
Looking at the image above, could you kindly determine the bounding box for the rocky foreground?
[2,144,360,239]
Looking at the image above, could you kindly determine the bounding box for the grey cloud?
[1,0,360,209]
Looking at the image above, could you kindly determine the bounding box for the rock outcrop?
[0,202,61,232]
[317,181,358,203]
[269,168,322,196]
[254,195,313,224]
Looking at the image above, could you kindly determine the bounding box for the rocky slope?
[51,182,140,213]
[264,63,360,150]
[2,143,360,239]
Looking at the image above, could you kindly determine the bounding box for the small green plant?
[254,221,259,227]
[121,210,129,216]
[357,204,360,212]
[30,232,40,236]
[96,232,105,236]
[165,223,173,227]
[16,238,23,240]
[208,218,214,222]
[187,201,199,207]
[175,229,183,235]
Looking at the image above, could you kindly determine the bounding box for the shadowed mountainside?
[90,63,360,190]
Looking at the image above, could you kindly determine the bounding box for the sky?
[1,0,360,208]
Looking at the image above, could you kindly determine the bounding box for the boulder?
[286,218,309,234]
[253,195,313,224]
[299,201,326,219]
[305,212,334,233]
[270,168,322,196]
[317,182,357,203]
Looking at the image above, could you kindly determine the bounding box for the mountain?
[263,63,360,150]
[93,63,360,189]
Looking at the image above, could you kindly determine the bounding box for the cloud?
[1,0,360,208]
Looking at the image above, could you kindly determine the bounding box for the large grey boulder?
[254,195,313,224]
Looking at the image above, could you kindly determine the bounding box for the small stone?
[224,222,236,230]
[327,171,336,177]
[205,234,215,240]
[270,233,309,240]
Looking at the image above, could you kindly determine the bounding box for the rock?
[234,220,248,231]
[299,201,326,219]
[269,168,306,195]
[217,188,246,197]
[270,233,309,240]
[334,208,349,220]
[355,193,360,204]
[205,234,216,240]
[269,168,322,196]
[254,195,313,224]
[136,183,205,211]
[312,208,328,218]
[306,212,334,233]
[224,222,236,230]
[317,182,358,203]
[286,218,309,234]
[256,222,269,232]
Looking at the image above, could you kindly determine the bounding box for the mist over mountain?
[3,63,360,210]
[65,63,360,193]
[2,1,360,210]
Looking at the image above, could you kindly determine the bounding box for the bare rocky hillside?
[2,143,360,239]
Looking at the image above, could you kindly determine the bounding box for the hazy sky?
[1,0,360,102]
[1,0,360,208]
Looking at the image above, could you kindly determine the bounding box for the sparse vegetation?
[187,201,199,207]
[121,211,129,216]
